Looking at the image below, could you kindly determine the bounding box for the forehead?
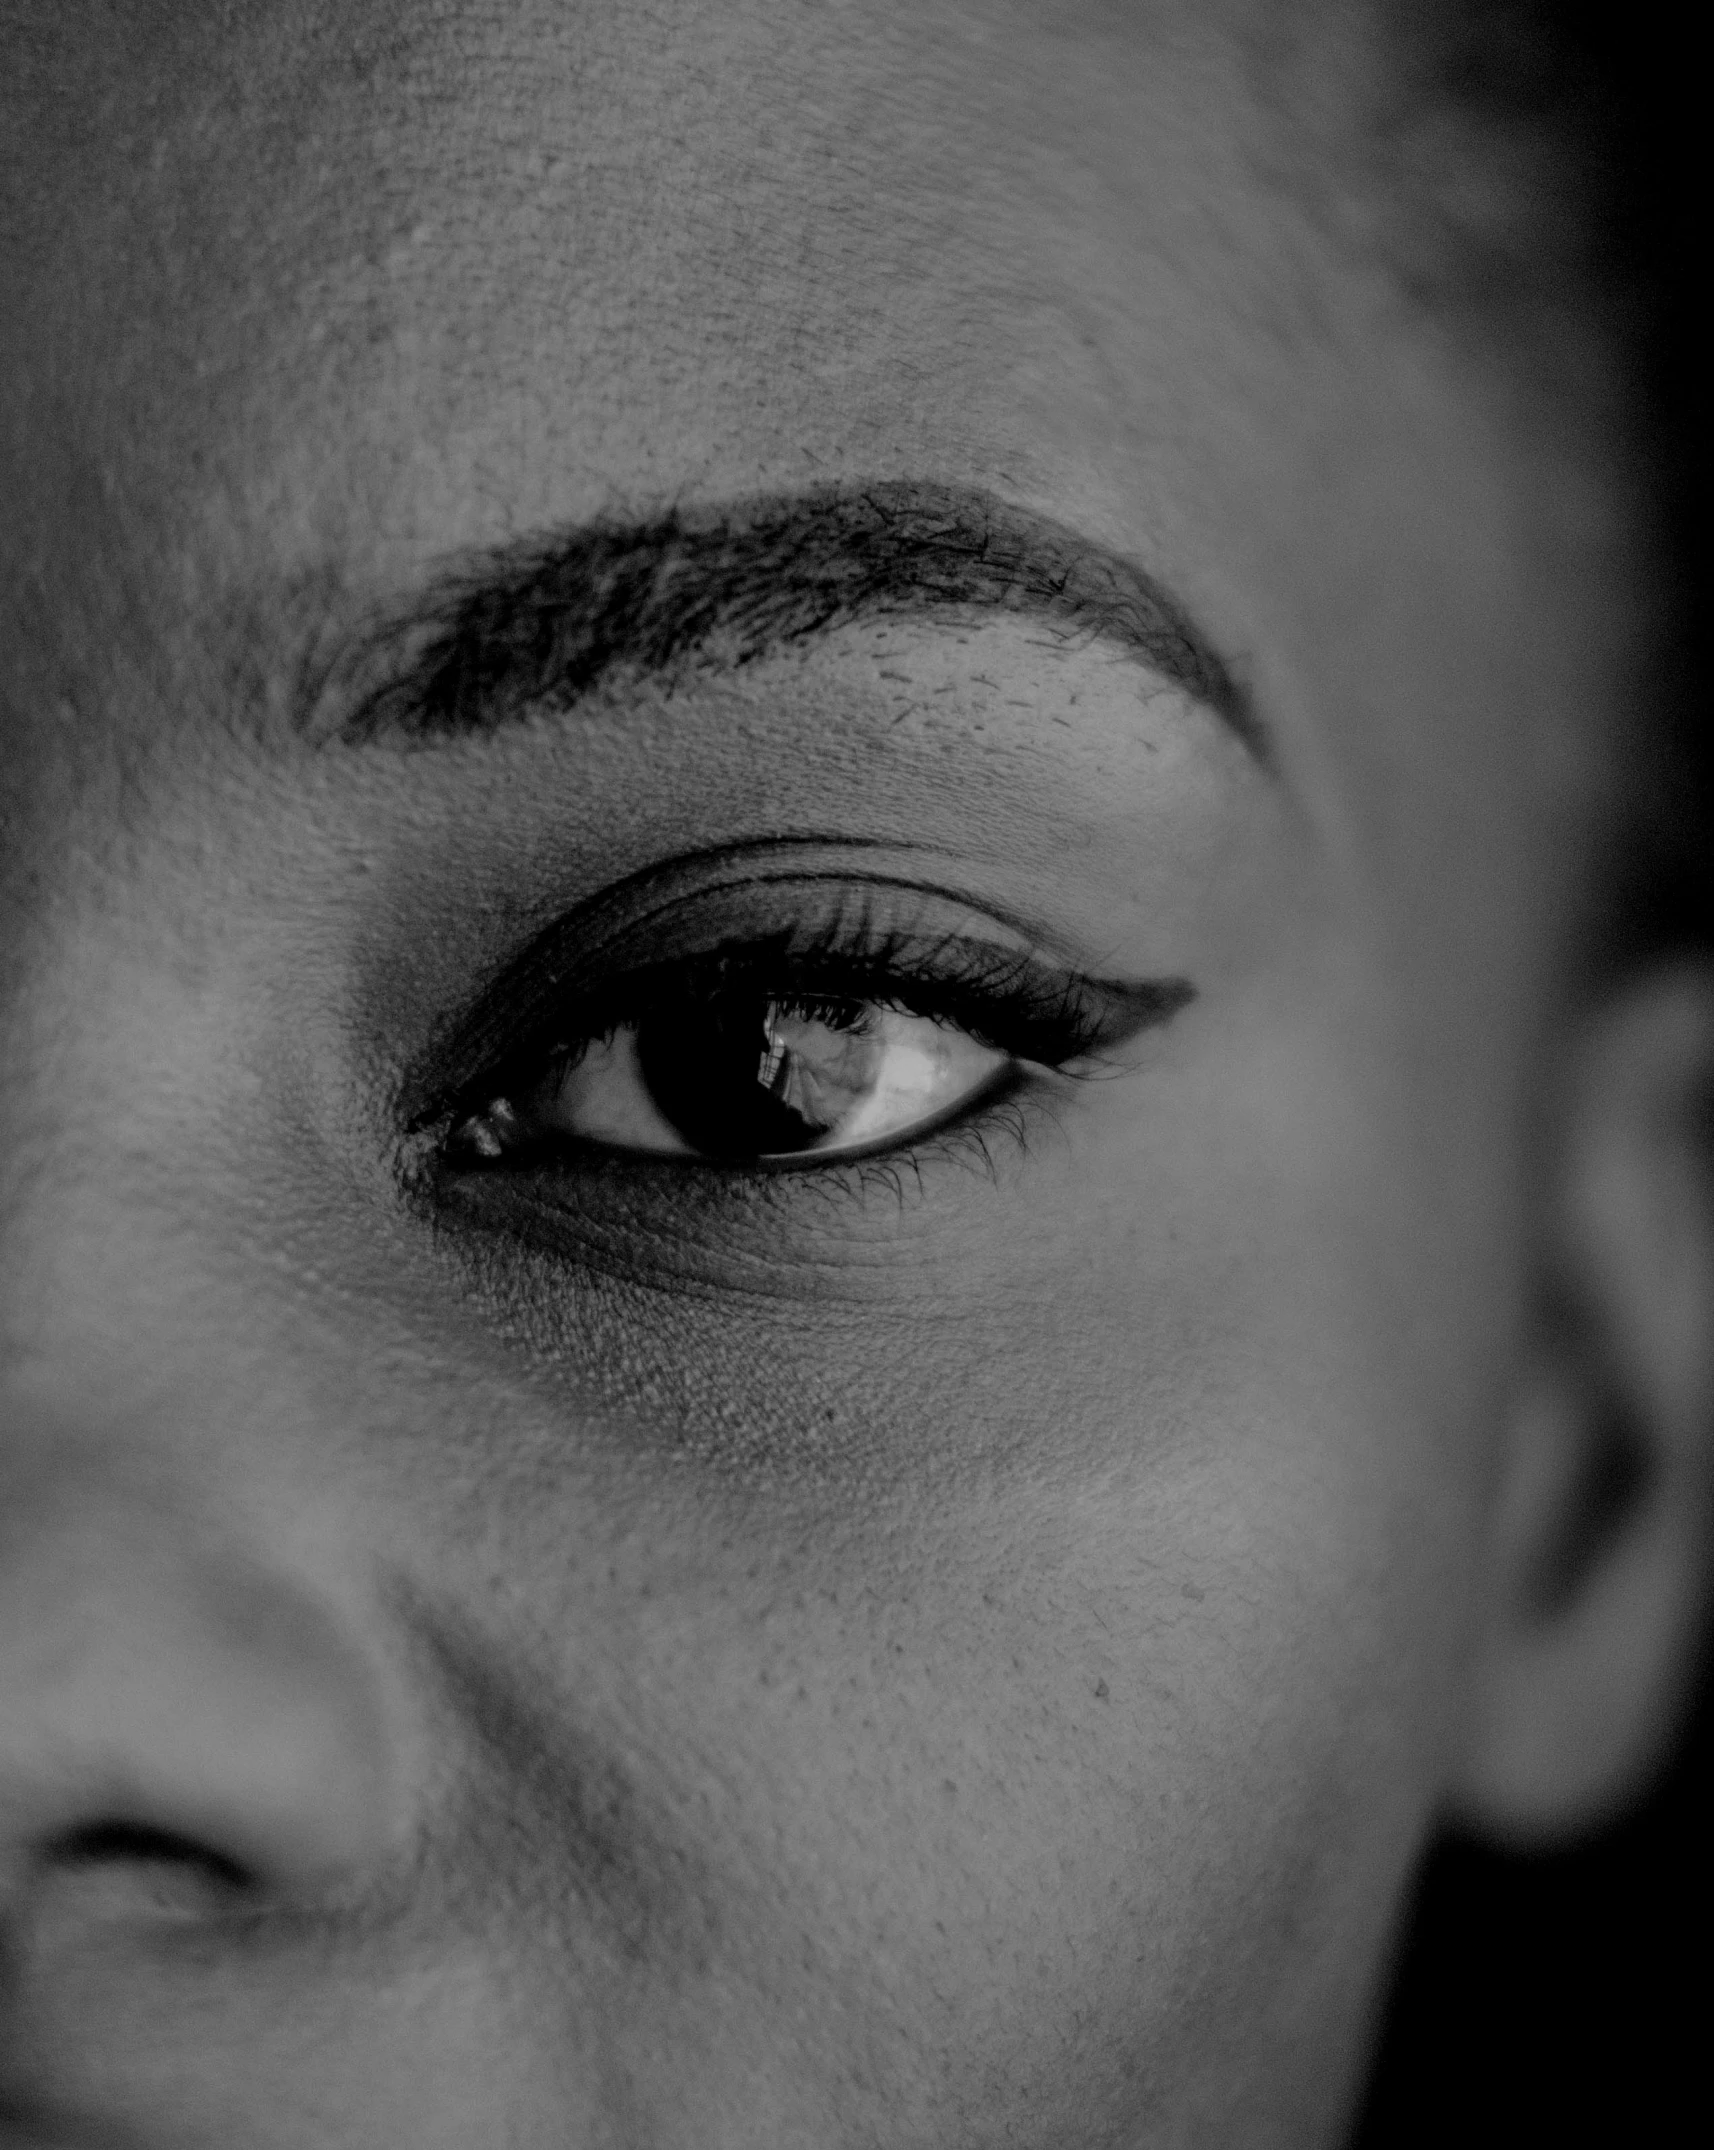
[11,0,1306,535]
[2,0,1630,881]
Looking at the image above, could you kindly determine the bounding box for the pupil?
[635,985,878,1156]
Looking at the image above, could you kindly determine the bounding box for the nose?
[0,1452,396,1913]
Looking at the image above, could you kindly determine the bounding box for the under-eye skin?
[411,862,1195,1206]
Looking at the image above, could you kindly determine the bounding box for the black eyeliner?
[498,938,1186,1098]
[399,861,1193,1147]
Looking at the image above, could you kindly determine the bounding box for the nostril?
[0,1517,401,1916]
[44,1819,257,1897]
[11,1816,267,1934]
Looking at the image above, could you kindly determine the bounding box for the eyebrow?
[317,480,1262,757]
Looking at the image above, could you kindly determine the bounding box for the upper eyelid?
[394,861,1044,1121]
[420,933,1140,1132]
[395,855,1191,1134]
[508,940,1098,1065]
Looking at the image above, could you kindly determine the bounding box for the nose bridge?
[0,1423,399,1910]
[0,870,401,1913]
[0,902,248,1367]
[0,881,339,1463]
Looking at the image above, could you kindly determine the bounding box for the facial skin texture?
[3,3,1712,2147]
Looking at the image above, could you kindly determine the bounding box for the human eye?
[405,854,1193,1193]
[456,983,1015,1168]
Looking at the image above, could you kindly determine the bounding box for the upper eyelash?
[440,922,1179,1155]
[400,855,1198,1128]
[536,938,1107,1074]
[406,856,1198,1198]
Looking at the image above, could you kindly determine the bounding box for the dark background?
[1351,1651,1710,2144]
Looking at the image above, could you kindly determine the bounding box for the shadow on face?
[2,3,1710,2145]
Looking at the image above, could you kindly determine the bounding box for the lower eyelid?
[437,1083,1046,1257]
[444,1058,1045,1201]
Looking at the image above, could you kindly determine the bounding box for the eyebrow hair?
[319,480,1262,757]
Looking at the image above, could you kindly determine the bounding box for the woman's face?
[0,3,1670,2145]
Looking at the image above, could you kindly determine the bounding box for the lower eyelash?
[848,1093,1039,1205]
[675,1070,1059,1213]
[428,1065,1063,1237]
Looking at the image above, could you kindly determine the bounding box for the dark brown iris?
[635,985,879,1156]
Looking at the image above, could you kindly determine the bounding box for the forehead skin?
[7,0,1628,796]
[0,4,1649,2148]
[1,0,1630,1106]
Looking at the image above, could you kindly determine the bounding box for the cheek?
[268,984,1517,2139]
[65,821,1537,2149]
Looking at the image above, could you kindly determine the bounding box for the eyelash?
[428,901,1176,1197]
[532,935,1107,1080]
[808,1090,1044,1209]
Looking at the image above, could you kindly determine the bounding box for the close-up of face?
[2,2,1710,2145]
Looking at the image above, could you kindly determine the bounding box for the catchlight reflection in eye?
[458,987,1011,1167]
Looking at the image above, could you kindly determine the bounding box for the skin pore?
[2,3,1711,2147]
